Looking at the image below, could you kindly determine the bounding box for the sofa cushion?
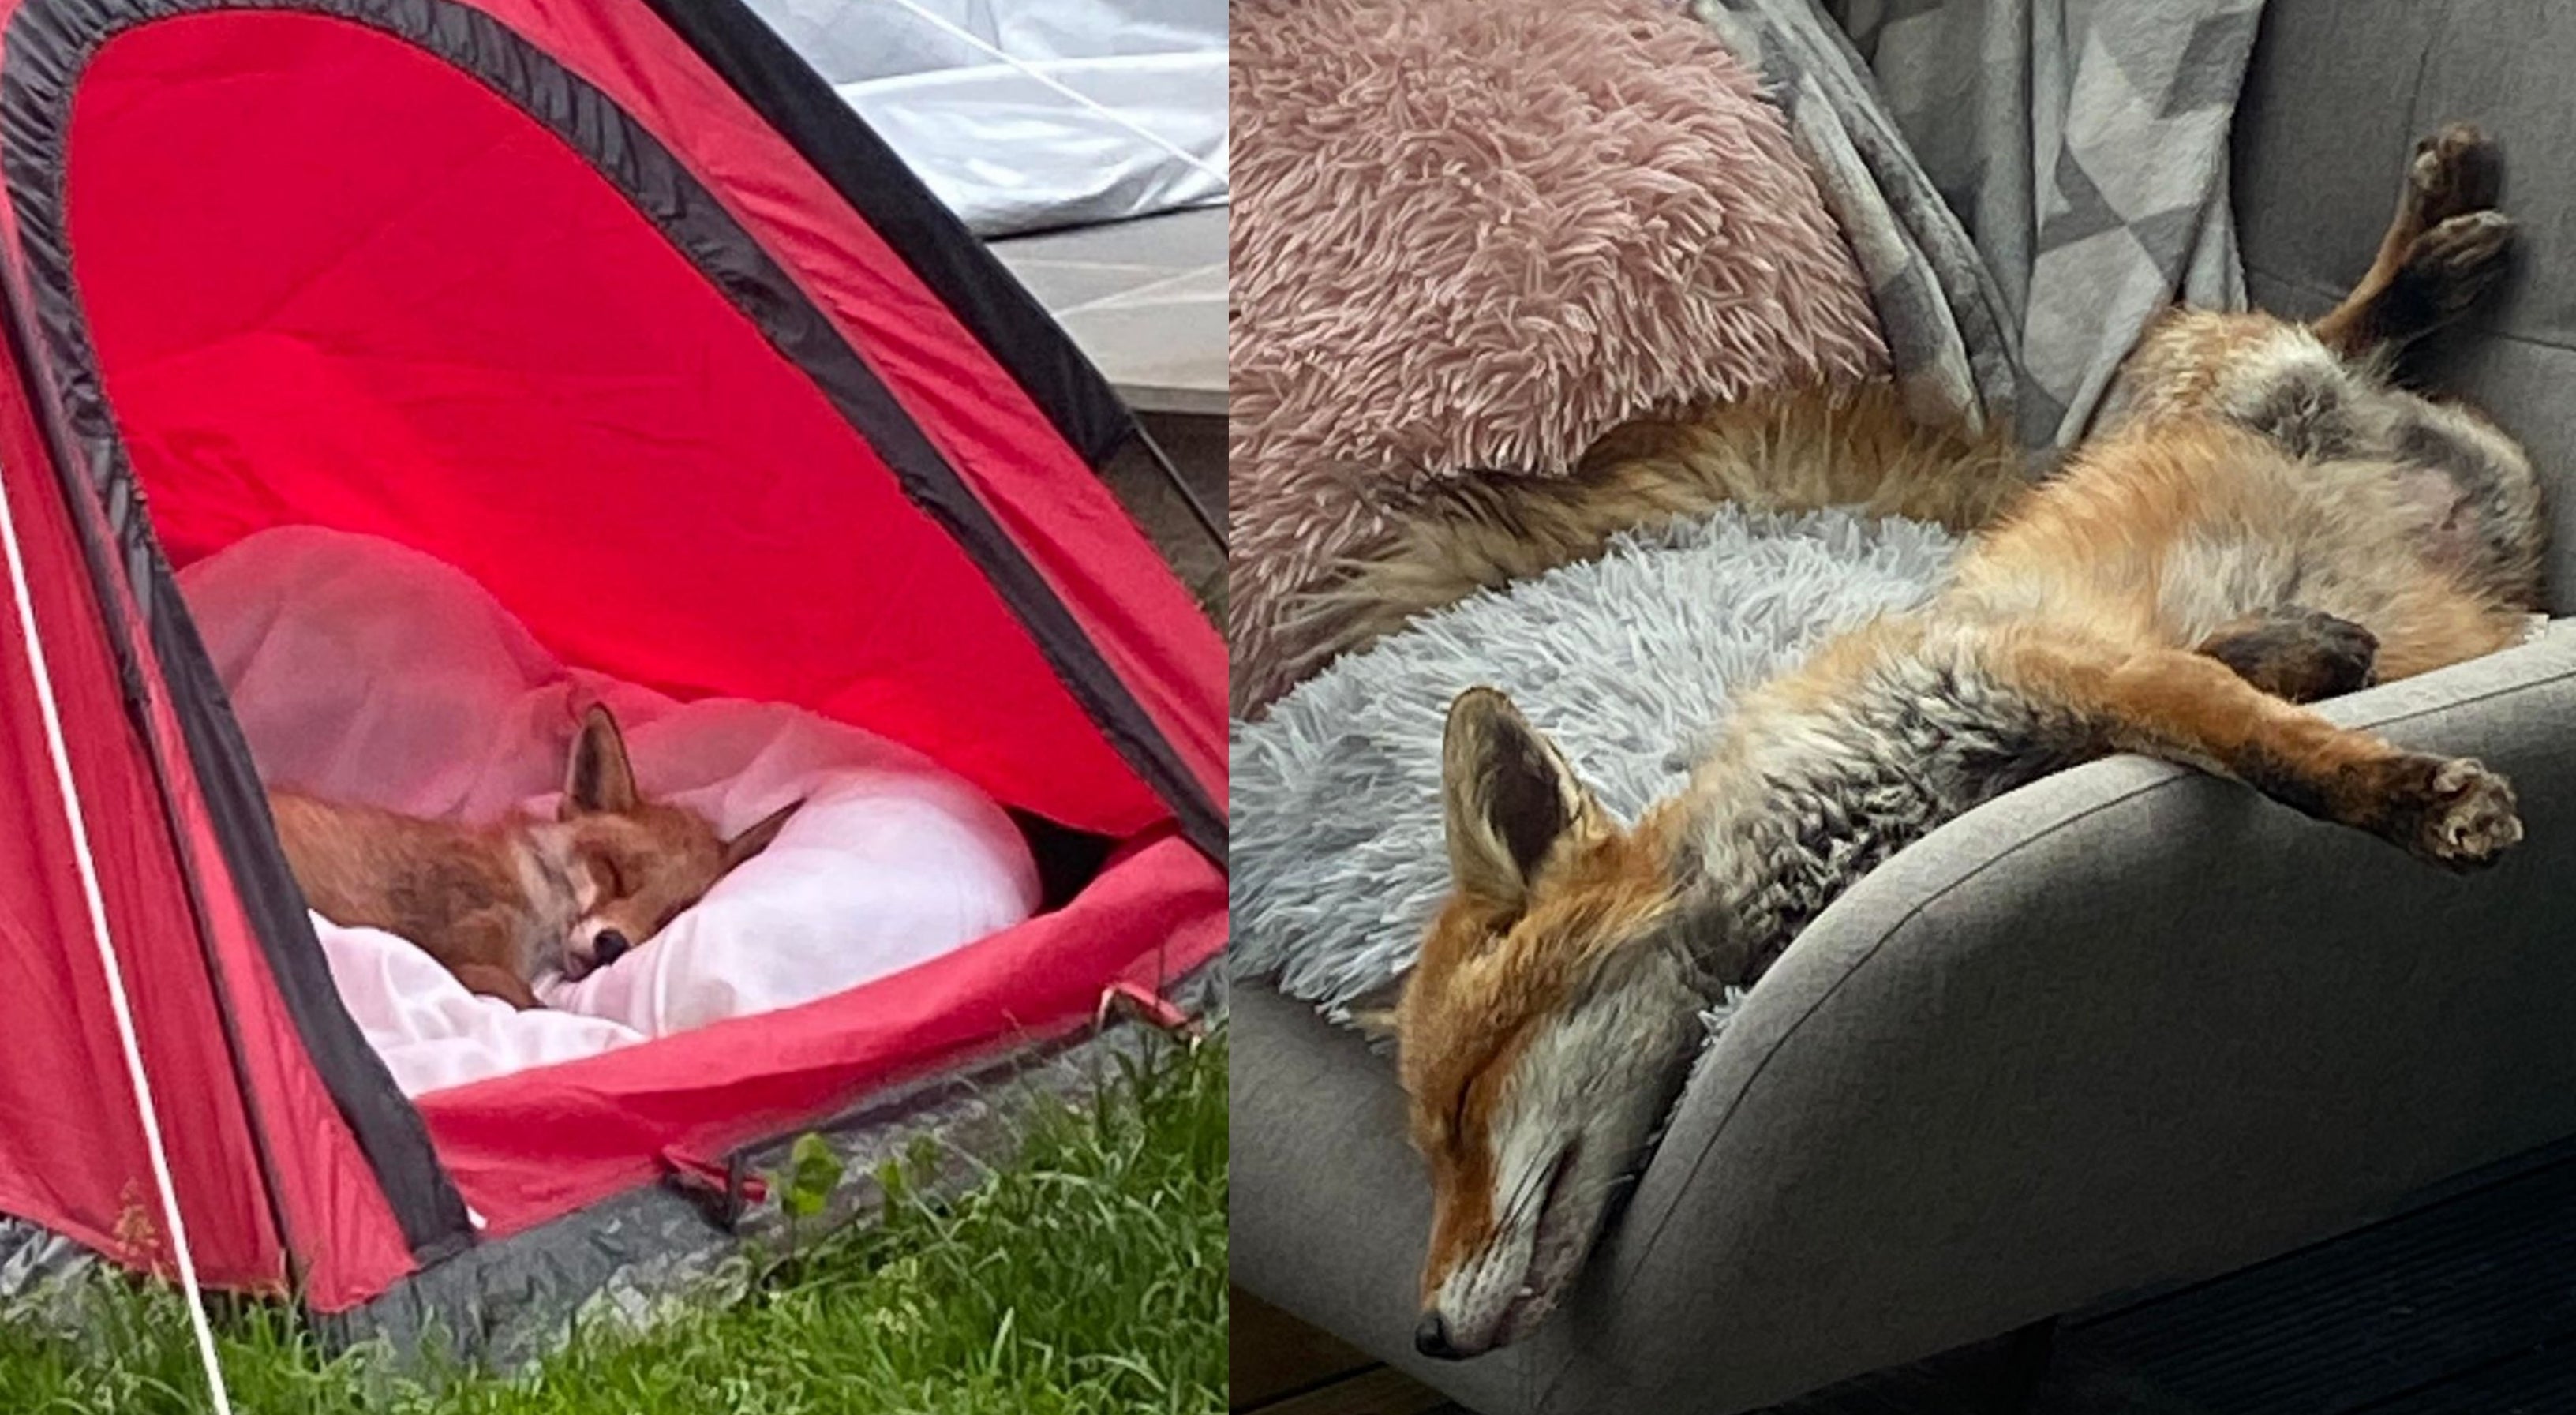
[1237,624,2576,1414]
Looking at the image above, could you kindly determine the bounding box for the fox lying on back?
[1391,125,2540,1359]
[270,706,798,1009]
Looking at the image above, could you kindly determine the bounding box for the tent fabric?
[0,0,1226,1314]
[641,0,1141,469]
[419,835,1221,1240]
[16,0,1222,856]
[0,401,294,1297]
[0,273,449,1309]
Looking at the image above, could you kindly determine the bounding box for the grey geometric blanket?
[1697,0,2266,447]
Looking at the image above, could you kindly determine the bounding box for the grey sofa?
[1228,4,2576,1410]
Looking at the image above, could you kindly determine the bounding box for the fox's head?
[1390,688,1709,1360]
[549,706,801,979]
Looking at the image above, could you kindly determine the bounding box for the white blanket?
[182,527,1041,1097]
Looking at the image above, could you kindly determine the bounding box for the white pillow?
[532,700,1043,1035]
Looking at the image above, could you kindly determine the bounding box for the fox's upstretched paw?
[2407,124,2503,228]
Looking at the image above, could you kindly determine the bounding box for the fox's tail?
[1279,382,2032,676]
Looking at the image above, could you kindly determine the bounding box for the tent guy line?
[0,449,233,1412]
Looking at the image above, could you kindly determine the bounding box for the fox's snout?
[1414,1312,1462,1361]
[561,914,646,980]
[563,923,633,979]
[544,706,805,983]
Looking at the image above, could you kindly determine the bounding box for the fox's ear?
[1441,687,1592,912]
[562,706,639,818]
[720,798,803,871]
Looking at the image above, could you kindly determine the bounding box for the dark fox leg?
[444,908,542,1009]
[451,962,540,1010]
[2315,125,2513,357]
[2012,635,2520,870]
[2196,607,2379,702]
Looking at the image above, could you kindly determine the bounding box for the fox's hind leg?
[2314,125,2514,357]
[2011,634,2520,870]
[2196,607,2379,703]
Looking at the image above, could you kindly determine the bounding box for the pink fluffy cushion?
[1230,0,1888,712]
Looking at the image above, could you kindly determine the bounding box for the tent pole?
[1130,421,1225,552]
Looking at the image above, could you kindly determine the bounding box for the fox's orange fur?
[1391,126,2543,1359]
[271,706,798,1009]
[1286,381,2031,679]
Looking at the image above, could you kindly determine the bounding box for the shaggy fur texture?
[1230,0,1888,713]
[1228,504,1964,1017]
[1282,383,2029,677]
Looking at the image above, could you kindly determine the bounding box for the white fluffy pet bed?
[1229,506,1964,1024]
[180,526,1041,1097]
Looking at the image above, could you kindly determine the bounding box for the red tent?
[0,0,1225,1316]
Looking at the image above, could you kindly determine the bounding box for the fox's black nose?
[1415,1312,1460,1360]
[593,930,631,966]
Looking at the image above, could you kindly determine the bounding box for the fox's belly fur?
[1676,324,2545,988]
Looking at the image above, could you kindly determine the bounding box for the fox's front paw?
[2385,755,2522,871]
[2409,123,2503,226]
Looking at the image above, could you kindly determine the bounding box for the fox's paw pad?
[2401,210,2517,315]
[2412,208,2518,275]
[2394,756,2522,870]
[2409,124,2503,224]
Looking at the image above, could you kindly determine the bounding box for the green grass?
[0,1031,1227,1414]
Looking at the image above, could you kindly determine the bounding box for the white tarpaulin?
[745,0,1228,237]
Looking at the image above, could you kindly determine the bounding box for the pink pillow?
[1230,0,1886,712]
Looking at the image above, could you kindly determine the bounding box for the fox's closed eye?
[595,855,629,897]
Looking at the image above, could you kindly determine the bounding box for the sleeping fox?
[1390,126,2542,1359]
[270,705,800,1009]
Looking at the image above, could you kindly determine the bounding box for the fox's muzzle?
[1414,1312,1463,1361]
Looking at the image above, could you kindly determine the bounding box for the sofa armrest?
[1520,621,2576,1410]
